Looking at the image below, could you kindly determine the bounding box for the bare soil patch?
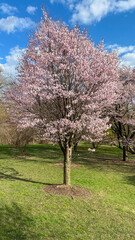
[105,159,135,166]
[14,154,27,158]
[55,162,81,168]
[43,184,92,198]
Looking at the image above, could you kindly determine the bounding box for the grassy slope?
[0,143,135,240]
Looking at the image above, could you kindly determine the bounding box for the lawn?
[0,143,135,240]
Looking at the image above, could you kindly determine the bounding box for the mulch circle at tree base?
[43,184,92,198]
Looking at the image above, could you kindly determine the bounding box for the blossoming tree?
[6,10,120,185]
[109,66,135,161]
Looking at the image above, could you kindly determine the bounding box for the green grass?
[0,143,135,240]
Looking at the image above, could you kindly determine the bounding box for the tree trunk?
[92,142,96,148]
[74,142,78,152]
[123,145,126,161]
[63,145,72,185]
[118,141,122,149]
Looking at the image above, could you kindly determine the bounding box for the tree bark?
[63,145,72,185]
[92,142,96,149]
[123,145,126,161]
[74,142,78,152]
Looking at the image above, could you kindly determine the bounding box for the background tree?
[0,112,34,150]
[109,66,135,161]
[6,10,120,185]
[0,69,35,148]
[0,66,6,91]
[0,66,10,144]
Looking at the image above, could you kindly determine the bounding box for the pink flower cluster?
[5,10,120,147]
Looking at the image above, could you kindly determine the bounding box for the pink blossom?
[5,9,120,149]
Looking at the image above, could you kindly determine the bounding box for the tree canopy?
[6,10,120,185]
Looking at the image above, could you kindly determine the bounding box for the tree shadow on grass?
[12,157,63,165]
[0,148,63,165]
[124,175,135,186]
[0,167,48,185]
[0,145,62,161]
[72,152,135,173]
[0,202,39,240]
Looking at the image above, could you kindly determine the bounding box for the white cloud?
[107,44,135,55]
[121,52,135,67]
[26,6,37,15]
[50,0,77,10]
[50,0,135,24]
[0,46,24,77]
[50,0,66,3]
[72,0,113,24]
[115,0,135,12]
[0,3,17,15]
[107,44,135,68]
[0,16,35,34]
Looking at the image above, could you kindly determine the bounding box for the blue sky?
[0,0,135,76]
